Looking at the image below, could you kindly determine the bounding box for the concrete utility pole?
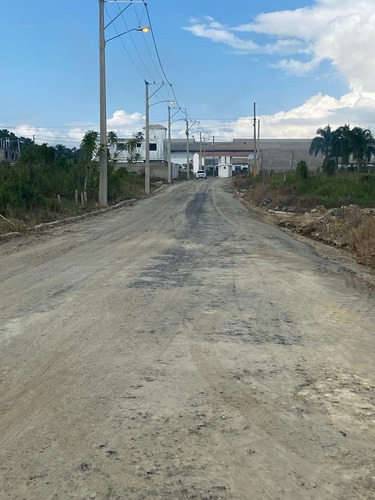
[185,120,190,180]
[257,118,261,173]
[199,131,202,169]
[99,0,107,206]
[253,102,257,176]
[212,136,215,177]
[145,84,172,191]
[145,81,150,194]
[99,1,149,205]
[168,106,172,184]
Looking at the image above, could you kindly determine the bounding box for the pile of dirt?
[272,205,375,268]
[234,187,375,269]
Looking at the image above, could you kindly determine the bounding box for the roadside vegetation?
[309,124,375,173]
[232,123,375,268]
[233,171,375,268]
[234,169,375,211]
[0,130,148,234]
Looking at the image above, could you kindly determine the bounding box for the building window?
[136,143,142,148]
[117,143,125,151]
[149,143,157,151]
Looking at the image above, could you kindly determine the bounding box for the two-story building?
[0,139,20,164]
[114,124,168,164]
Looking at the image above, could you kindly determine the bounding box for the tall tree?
[80,131,100,196]
[124,132,144,164]
[309,125,335,166]
[333,124,352,168]
[80,130,100,162]
[350,127,375,170]
[107,131,118,162]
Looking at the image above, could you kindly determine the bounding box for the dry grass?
[319,209,375,267]
[238,179,375,269]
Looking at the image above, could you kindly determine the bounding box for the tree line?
[0,130,144,215]
[309,125,375,175]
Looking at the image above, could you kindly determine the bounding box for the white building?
[111,127,322,178]
[113,124,167,163]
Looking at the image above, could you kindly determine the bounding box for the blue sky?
[1,0,374,146]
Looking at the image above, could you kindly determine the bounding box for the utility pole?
[98,2,149,205]
[145,81,150,194]
[185,120,190,180]
[99,0,107,206]
[168,106,172,183]
[253,102,257,176]
[199,131,202,169]
[212,136,215,177]
[257,118,261,173]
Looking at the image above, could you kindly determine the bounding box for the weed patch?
[235,172,375,268]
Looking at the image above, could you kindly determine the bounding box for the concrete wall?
[117,162,179,181]
[257,140,322,172]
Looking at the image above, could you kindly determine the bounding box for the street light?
[167,106,187,184]
[106,25,149,43]
[99,0,149,206]
[144,80,173,194]
[185,119,197,180]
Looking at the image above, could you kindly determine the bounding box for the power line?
[105,2,176,106]
[129,3,166,86]
[105,5,150,80]
[143,2,181,108]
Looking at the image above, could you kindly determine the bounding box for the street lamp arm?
[149,99,174,107]
[106,26,150,43]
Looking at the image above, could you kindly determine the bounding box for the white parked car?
[195,170,207,179]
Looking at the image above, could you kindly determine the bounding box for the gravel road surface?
[1,179,374,500]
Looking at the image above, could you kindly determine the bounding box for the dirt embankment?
[235,186,375,270]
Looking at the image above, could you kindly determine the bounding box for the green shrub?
[296,160,309,180]
[322,158,336,176]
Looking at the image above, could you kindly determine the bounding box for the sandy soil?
[0,179,374,499]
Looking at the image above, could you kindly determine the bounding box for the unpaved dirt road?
[1,179,374,500]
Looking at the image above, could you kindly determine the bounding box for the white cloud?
[195,89,375,140]
[14,125,66,145]
[183,0,375,139]
[184,0,375,92]
[184,18,305,55]
[12,111,145,148]
[107,110,143,127]
[15,86,375,147]
[270,57,321,76]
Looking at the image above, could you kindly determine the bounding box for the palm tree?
[80,131,100,197]
[80,130,99,162]
[333,124,352,169]
[309,125,335,166]
[107,131,118,162]
[124,132,144,164]
[350,127,375,170]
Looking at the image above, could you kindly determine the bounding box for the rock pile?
[271,205,375,268]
